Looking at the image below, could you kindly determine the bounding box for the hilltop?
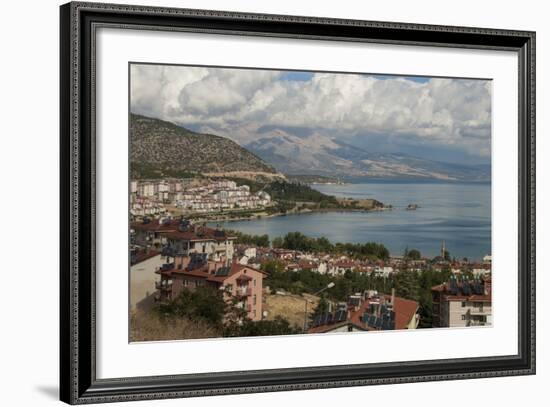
[130,114,283,181]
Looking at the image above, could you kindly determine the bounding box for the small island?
[406,204,420,210]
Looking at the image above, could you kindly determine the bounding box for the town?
[130,178,272,217]
[130,216,492,341]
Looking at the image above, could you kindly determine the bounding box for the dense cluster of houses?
[131,218,266,321]
[130,179,271,216]
[130,217,491,331]
[232,245,492,279]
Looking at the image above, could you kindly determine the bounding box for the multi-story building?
[155,256,267,321]
[130,179,272,215]
[431,276,492,327]
[162,225,235,263]
[328,259,356,276]
[129,249,164,311]
[131,219,236,259]
[131,218,181,247]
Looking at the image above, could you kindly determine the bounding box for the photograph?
[55,1,536,403]
[128,63,493,342]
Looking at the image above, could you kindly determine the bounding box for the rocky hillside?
[130,114,279,179]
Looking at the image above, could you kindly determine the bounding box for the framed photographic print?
[60,1,536,404]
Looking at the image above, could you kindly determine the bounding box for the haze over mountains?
[244,128,490,182]
[131,114,490,182]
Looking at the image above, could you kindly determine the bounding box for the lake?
[213,182,491,261]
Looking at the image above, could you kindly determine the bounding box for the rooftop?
[308,293,419,333]
[158,261,267,283]
[431,276,492,302]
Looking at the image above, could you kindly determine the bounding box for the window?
[253,295,257,305]
[461,315,466,320]
[461,301,466,307]
[253,279,256,287]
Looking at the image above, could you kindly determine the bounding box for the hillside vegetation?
[130,114,278,179]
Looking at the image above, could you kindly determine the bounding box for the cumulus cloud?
[130,64,491,159]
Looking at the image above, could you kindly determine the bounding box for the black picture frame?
[60,2,536,404]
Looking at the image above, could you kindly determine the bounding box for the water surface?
[214,182,491,261]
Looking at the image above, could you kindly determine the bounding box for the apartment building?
[431,276,492,327]
[155,256,267,321]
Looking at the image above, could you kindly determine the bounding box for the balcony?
[235,287,252,297]
[469,307,488,315]
[155,281,172,291]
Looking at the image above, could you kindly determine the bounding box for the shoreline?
[200,205,393,223]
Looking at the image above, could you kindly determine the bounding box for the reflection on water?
[214,182,491,261]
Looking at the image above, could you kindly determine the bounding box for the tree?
[407,249,421,260]
[417,291,433,328]
[157,286,227,328]
[261,259,285,275]
[393,271,420,301]
[316,236,333,253]
[272,236,283,248]
[228,230,270,247]
[224,316,300,337]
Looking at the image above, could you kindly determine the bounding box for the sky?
[130,64,492,165]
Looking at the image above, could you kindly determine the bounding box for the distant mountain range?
[130,114,281,180]
[130,114,489,182]
[245,130,490,182]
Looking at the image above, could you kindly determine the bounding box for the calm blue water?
[213,182,491,261]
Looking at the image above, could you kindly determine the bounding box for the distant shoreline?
[201,205,391,223]
[323,178,491,185]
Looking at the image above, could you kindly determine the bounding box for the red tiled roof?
[166,262,267,283]
[309,294,418,333]
[349,301,369,326]
[334,260,356,268]
[390,296,419,330]
[131,250,161,265]
[132,220,236,242]
[183,268,211,279]
[231,263,269,276]
[131,220,179,232]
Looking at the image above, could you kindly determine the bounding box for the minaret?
[441,241,446,259]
